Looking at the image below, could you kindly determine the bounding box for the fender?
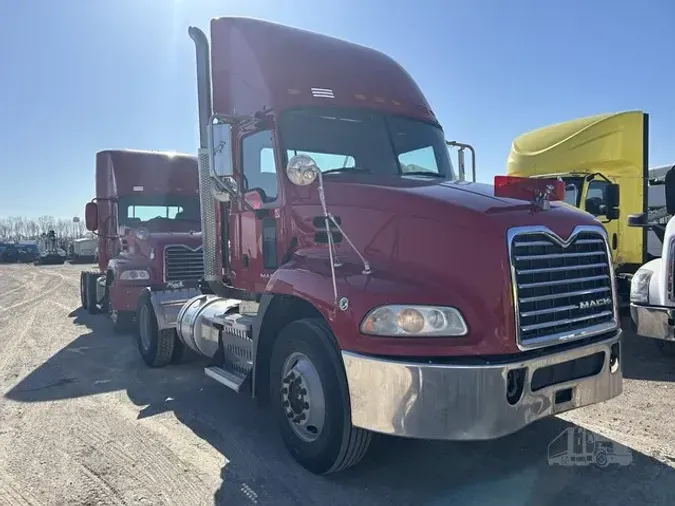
[137,284,203,331]
[266,251,516,353]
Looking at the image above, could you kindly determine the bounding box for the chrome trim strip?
[517,262,607,275]
[507,225,619,351]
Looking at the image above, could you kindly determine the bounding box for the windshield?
[278,107,455,179]
[117,195,200,227]
[562,177,584,207]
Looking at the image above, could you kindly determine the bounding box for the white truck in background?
[630,165,675,356]
[68,237,98,264]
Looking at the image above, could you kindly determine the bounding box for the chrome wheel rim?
[281,352,325,442]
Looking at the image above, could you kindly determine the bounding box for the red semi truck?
[80,150,203,335]
[113,17,623,474]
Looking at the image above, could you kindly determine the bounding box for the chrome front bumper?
[630,303,675,341]
[342,332,622,441]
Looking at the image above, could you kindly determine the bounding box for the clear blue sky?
[1,0,673,218]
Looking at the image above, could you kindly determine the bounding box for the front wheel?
[80,272,88,309]
[269,318,371,474]
[85,271,99,314]
[136,299,177,368]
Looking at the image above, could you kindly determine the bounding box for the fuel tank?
[176,295,240,356]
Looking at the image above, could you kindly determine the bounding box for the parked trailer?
[115,17,623,474]
[68,237,98,263]
[80,150,203,333]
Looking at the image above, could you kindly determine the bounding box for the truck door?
[234,128,282,293]
[581,178,620,257]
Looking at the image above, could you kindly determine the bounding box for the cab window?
[585,180,610,216]
[242,130,278,202]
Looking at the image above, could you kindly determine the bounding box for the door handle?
[612,233,618,250]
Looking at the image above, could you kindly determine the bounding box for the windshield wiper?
[322,166,371,175]
[402,171,445,177]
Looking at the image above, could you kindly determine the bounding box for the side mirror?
[210,122,234,177]
[666,167,675,215]
[208,122,236,202]
[605,183,620,220]
[84,202,98,231]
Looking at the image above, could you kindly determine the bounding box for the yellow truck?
[506,110,671,303]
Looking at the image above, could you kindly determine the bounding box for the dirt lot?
[0,263,674,506]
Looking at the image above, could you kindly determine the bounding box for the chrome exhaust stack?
[188,26,229,296]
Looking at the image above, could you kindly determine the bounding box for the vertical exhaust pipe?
[189,26,230,296]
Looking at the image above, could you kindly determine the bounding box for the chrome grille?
[164,245,204,282]
[510,227,617,349]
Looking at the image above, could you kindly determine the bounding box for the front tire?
[269,318,371,474]
[85,271,99,314]
[80,272,89,309]
[136,299,176,368]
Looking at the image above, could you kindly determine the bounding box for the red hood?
[287,175,604,356]
[124,231,202,262]
[141,232,202,250]
[314,174,599,238]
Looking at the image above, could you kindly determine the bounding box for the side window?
[585,180,609,216]
[398,146,440,174]
[242,130,277,201]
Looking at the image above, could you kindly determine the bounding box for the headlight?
[119,269,150,281]
[361,305,468,337]
[630,270,652,304]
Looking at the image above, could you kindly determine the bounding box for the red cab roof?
[209,17,437,123]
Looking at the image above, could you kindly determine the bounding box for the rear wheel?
[136,299,176,368]
[269,318,371,474]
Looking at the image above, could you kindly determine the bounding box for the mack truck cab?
[136,17,623,474]
[506,111,660,304]
[80,150,204,334]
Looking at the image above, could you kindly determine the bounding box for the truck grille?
[510,227,617,349]
[164,245,204,282]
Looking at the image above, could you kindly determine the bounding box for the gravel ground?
[0,262,674,506]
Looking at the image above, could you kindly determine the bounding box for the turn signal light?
[494,176,565,202]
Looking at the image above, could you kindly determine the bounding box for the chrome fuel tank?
[176,295,240,357]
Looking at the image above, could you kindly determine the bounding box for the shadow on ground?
[4,309,675,505]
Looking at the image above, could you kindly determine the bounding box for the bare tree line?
[0,216,91,242]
